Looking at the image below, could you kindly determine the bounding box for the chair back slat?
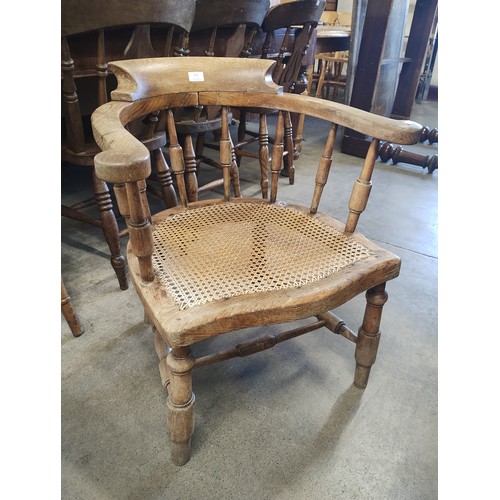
[188,0,270,58]
[61,0,195,36]
[259,0,326,92]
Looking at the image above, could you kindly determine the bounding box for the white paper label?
[188,71,205,82]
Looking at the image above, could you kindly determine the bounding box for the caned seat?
[91,56,422,466]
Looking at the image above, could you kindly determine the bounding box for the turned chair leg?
[92,170,128,290]
[354,283,388,389]
[61,280,84,337]
[166,346,195,466]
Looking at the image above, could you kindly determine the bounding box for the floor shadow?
[271,382,364,495]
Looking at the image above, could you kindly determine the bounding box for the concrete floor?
[61,99,438,499]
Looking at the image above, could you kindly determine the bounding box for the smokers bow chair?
[91,57,422,466]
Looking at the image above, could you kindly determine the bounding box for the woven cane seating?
[91,56,422,466]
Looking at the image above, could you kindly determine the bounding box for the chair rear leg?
[166,346,195,465]
[61,280,84,337]
[92,170,128,290]
[354,283,388,389]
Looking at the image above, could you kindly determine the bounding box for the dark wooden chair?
[233,0,326,197]
[172,0,270,202]
[91,56,422,466]
[311,50,349,100]
[61,0,196,290]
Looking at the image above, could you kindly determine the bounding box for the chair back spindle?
[270,111,285,203]
[311,123,338,215]
[345,138,379,233]
[220,107,234,202]
[166,110,189,208]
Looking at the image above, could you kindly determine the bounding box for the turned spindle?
[419,126,438,145]
[378,142,438,173]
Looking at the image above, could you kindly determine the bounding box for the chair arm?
[199,92,423,146]
[92,101,152,184]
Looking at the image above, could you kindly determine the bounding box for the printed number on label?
[188,72,204,82]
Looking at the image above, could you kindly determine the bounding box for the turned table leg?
[354,283,388,389]
[166,346,195,466]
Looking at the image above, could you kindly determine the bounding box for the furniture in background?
[91,56,422,466]
[307,9,351,101]
[173,0,270,202]
[233,0,326,196]
[310,50,349,100]
[61,0,197,290]
[341,0,438,158]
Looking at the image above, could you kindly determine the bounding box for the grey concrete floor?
[61,99,438,499]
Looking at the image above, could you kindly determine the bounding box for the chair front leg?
[354,283,388,389]
[166,346,195,465]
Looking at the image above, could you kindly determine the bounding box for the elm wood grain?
[91,57,422,466]
[61,0,197,290]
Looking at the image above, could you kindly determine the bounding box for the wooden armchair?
[91,57,422,466]
[61,0,196,290]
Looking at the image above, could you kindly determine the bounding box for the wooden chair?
[233,0,326,196]
[61,0,196,290]
[308,10,351,101]
[311,50,349,100]
[172,0,270,202]
[91,56,422,466]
